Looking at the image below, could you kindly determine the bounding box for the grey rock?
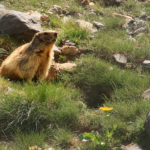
[145,111,150,140]
[93,21,104,29]
[0,6,43,40]
[113,53,127,64]
[122,143,143,150]
[124,19,147,36]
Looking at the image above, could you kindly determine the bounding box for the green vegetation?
[0,0,150,149]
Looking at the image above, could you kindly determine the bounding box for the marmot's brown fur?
[0,30,57,81]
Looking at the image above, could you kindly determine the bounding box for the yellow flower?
[29,146,35,150]
[99,107,113,111]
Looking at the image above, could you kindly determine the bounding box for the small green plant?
[49,15,63,28]
[103,17,125,30]
[63,21,90,44]
[79,124,118,149]
[58,55,67,62]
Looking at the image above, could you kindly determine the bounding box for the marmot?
[0,30,57,81]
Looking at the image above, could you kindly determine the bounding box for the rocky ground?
[0,0,150,150]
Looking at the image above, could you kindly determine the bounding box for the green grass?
[0,82,84,137]
[53,128,73,147]
[14,131,46,150]
[57,20,90,46]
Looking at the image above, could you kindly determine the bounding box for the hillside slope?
[0,0,150,150]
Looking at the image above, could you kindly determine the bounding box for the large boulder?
[0,5,43,40]
[124,19,147,36]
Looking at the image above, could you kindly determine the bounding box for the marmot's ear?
[27,37,40,52]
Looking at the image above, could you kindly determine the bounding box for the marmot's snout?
[51,32,57,42]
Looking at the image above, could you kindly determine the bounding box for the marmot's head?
[34,30,58,45]
[27,30,58,53]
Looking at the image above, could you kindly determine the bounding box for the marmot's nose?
[54,32,57,38]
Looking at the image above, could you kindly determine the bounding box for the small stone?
[82,139,88,142]
[122,143,143,150]
[143,60,150,65]
[56,62,77,71]
[61,45,79,55]
[142,89,150,99]
[93,21,104,29]
[89,2,95,6]
[113,53,127,64]
[65,40,76,46]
